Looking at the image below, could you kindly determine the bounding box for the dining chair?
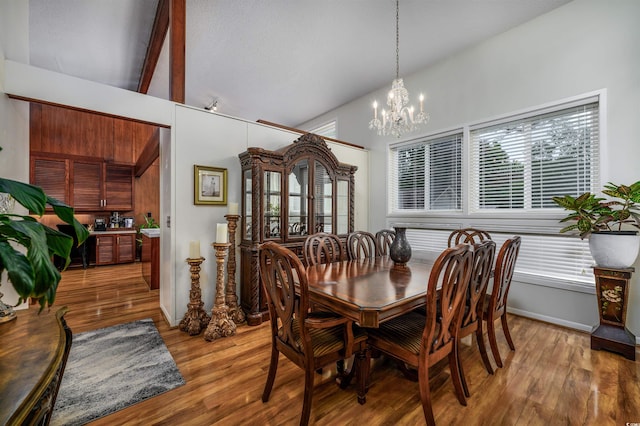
[346,231,377,260]
[374,229,396,256]
[367,244,474,425]
[447,228,492,247]
[454,239,496,399]
[482,236,521,369]
[303,233,344,266]
[258,241,368,425]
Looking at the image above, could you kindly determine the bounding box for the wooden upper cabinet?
[30,156,69,205]
[33,104,113,158]
[104,165,134,211]
[71,160,103,210]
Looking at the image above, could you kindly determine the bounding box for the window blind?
[389,133,462,212]
[405,228,594,285]
[469,101,599,212]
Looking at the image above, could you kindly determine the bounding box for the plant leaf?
[0,178,47,215]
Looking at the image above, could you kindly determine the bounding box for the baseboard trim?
[508,307,640,345]
[507,307,593,333]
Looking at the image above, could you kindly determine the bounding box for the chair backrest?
[303,233,343,266]
[460,240,496,330]
[448,228,492,247]
[347,231,377,260]
[423,244,473,357]
[259,241,310,356]
[375,229,396,256]
[487,236,521,316]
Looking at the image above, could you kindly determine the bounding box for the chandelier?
[369,0,429,138]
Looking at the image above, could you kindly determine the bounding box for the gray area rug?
[51,318,185,425]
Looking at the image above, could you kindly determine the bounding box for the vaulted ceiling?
[29,0,571,127]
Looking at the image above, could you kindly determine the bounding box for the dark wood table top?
[306,256,434,328]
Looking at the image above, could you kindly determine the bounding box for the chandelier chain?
[395,0,400,80]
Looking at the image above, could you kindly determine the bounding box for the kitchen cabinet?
[30,153,134,212]
[141,231,160,290]
[30,156,69,205]
[95,232,135,265]
[238,133,357,325]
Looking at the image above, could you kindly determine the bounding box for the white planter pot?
[589,231,640,269]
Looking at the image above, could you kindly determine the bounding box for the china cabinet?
[238,133,357,325]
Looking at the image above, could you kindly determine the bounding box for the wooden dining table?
[306,256,435,328]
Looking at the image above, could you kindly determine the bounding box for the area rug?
[51,318,185,425]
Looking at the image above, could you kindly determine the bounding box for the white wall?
[0,0,29,308]
[300,0,640,337]
[170,105,369,323]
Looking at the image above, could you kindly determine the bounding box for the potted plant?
[552,181,640,268]
[0,159,88,321]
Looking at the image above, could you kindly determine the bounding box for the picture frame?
[194,165,227,205]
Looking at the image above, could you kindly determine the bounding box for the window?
[470,99,600,212]
[308,120,336,139]
[389,133,462,212]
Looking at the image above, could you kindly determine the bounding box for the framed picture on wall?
[194,165,227,205]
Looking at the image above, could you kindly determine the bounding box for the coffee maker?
[94,218,107,231]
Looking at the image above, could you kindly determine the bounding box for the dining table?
[306,255,436,328]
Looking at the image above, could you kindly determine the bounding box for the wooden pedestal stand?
[591,266,636,361]
[178,257,210,335]
[204,243,237,341]
[225,214,246,324]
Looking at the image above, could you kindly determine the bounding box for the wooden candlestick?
[225,214,245,324]
[179,257,210,335]
[204,243,237,341]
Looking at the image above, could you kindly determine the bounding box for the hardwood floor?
[42,263,640,425]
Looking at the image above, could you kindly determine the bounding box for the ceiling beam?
[135,128,160,177]
[169,0,186,103]
[137,0,169,94]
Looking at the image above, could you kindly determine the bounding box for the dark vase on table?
[389,227,411,266]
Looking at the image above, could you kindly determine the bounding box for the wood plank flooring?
[40,263,640,425]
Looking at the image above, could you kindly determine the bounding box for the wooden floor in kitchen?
[48,262,640,425]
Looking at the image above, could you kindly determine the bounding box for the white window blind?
[389,133,462,212]
[405,228,594,285]
[469,100,600,212]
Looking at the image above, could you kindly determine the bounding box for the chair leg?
[487,319,503,368]
[454,338,470,398]
[501,313,516,351]
[418,365,436,426]
[262,346,279,402]
[448,351,467,406]
[300,366,315,426]
[475,320,494,375]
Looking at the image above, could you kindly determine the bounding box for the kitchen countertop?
[90,228,137,235]
[140,228,160,238]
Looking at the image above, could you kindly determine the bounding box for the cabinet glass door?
[244,169,252,240]
[288,160,308,237]
[314,161,333,233]
[263,171,281,239]
[336,179,349,235]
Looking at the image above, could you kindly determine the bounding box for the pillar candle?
[216,223,228,243]
[228,202,239,215]
[189,240,200,258]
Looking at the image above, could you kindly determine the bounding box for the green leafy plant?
[0,173,89,310]
[552,181,640,238]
